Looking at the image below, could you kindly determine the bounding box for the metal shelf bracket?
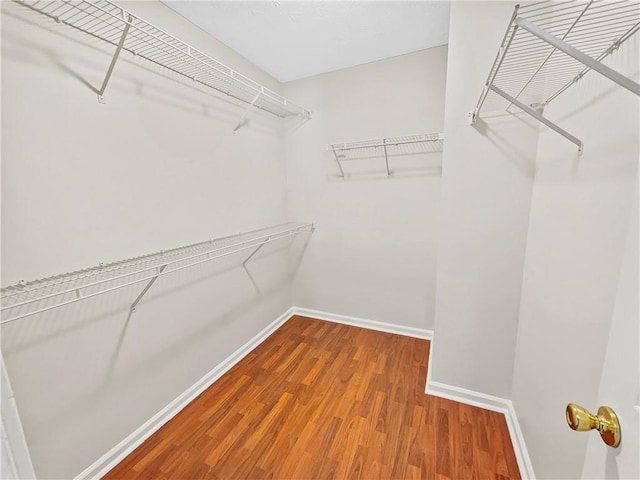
[331,147,346,178]
[242,237,269,266]
[233,90,262,133]
[382,139,390,176]
[129,264,167,313]
[240,237,270,294]
[491,85,583,154]
[97,12,132,104]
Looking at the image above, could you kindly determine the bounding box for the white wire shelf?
[14,0,310,122]
[471,0,640,153]
[326,133,444,177]
[0,222,314,325]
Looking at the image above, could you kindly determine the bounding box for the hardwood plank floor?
[103,315,521,480]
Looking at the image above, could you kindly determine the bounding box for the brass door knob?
[565,403,621,448]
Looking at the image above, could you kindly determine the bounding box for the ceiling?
[163,1,450,83]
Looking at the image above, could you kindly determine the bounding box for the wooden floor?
[104,315,521,480]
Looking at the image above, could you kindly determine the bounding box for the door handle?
[565,403,621,447]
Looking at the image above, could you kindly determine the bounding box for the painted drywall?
[511,33,639,479]
[282,46,447,331]
[430,1,538,398]
[582,181,638,479]
[0,1,305,478]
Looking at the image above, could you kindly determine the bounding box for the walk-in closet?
[2,1,638,479]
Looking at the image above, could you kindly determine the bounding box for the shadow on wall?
[471,112,543,178]
[554,44,640,125]
[1,230,313,443]
[2,233,312,355]
[605,447,620,479]
[1,6,283,136]
[285,113,313,135]
[326,152,444,181]
[1,235,301,355]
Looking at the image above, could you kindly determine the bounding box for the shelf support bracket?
[242,264,261,295]
[515,17,640,97]
[233,90,262,133]
[490,85,583,154]
[382,139,390,176]
[129,264,167,313]
[97,13,133,104]
[242,238,269,294]
[242,238,269,266]
[331,147,345,178]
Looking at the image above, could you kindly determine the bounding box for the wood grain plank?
[102,315,521,480]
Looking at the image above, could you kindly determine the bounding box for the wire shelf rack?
[14,0,310,120]
[470,0,640,153]
[326,133,444,177]
[0,222,314,325]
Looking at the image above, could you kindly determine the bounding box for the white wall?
[430,1,538,398]
[1,2,302,478]
[1,0,286,283]
[6,2,636,479]
[511,32,639,479]
[283,47,447,330]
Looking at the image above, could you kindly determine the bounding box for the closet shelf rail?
[470,0,640,153]
[327,133,444,177]
[15,0,311,121]
[0,222,314,325]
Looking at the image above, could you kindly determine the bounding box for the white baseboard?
[78,307,530,480]
[291,307,434,339]
[425,349,535,480]
[76,306,431,479]
[75,307,296,480]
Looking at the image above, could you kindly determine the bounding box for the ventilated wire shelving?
[0,222,314,325]
[470,0,640,153]
[326,133,444,177]
[14,0,310,126]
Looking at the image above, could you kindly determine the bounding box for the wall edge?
[425,343,536,480]
[291,307,434,339]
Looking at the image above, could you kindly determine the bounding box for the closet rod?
[0,223,314,325]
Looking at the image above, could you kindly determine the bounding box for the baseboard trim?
[426,375,535,480]
[80,307,536,480]
[291,307,434,339]
[504,400,536,480]
[75,307,296,480]
[76,306,432,479]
